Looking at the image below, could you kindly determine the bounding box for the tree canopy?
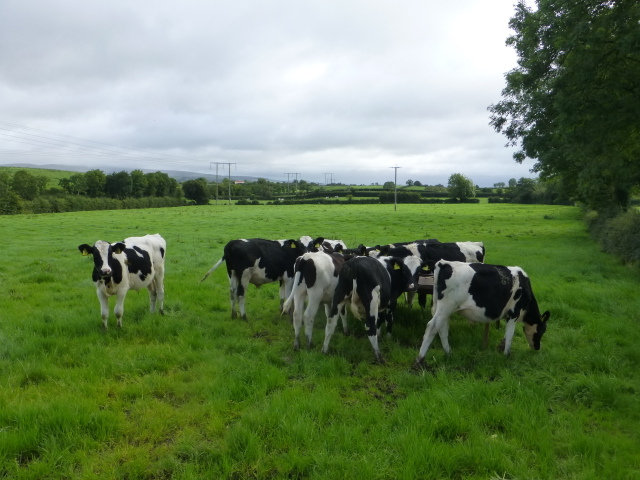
[447,173,475,201]
[489,0,640,213]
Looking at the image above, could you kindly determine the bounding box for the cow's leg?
[364,287,384,363]
[418,291,427,309]
[499,319,517,355]
[302,289,322,348]
[322,309,341,354]
[237,271,252,320]
[414,312,449,366]
[436,318,451,355]
[148,282,158,314]
[229,274,239,319]
[292,287,307,350]
[482,323,491,349]
[405,291,415,309]
[97,289,110,329]
[114,290,127,328]
[154,268,165,315]
[325,303,349,336]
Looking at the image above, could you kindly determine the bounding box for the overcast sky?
[0,0,536,187]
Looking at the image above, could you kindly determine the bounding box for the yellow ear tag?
[393,264,400,270]
[422,266,429,271]
[314,243,320,248]
[291,242,297,248]
[376,249,380,252]
[82,249,89,256]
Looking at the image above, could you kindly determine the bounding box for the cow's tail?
[200,256,225,283]
[282,270,302,315]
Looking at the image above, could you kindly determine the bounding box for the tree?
[508,178,517,189]
[130,170,148,198]
[383,181,395,190]
[447,173,475,201]
[488,0,640,213]
[105,171,132,199]
[406,179,414,187]
[182,178,210,205]
[494,182,506,189]
[85,169,106,197]
[413,180,422,187]
[12,170,43,200]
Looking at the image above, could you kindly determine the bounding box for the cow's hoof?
[241,315,248,321]
[160,310,165,316]
[497,339,506,352]
[375,355,387,365]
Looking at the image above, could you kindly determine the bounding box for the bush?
[588,209,640,265]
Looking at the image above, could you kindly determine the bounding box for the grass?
[0,203,639,479]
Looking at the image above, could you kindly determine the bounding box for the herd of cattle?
[79,233,550,367]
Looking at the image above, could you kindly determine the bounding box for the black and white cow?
[200,238,307,320]
[78,234,166,329]
[282,251,350,349]
[300,236,349,253]
[323,255,417,362]
[414,260,550,367]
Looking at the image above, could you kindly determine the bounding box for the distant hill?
[0,163,277,183]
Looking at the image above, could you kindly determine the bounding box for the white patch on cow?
[523,321,537,349]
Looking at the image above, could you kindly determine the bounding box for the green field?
[1,203,638,479]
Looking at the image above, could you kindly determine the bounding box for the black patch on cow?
[124,246,153,281]
[419,243,468,270]
[436,262,453,300]
[223,238,306,285]
[301,258,317,289]
[467,264,514,320]
[160,247,165,258]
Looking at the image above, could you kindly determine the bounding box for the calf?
[323,255,416,362]
[200,238,306,320]
[414,260,550,368]
[282,251,350,349]
[78,233,166,329]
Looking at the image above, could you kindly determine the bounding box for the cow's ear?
[112,242,126,254]
[541,311,550,323]
[78,244,92,256]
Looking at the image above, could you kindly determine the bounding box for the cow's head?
[523,310,550,350]
[282,239,307,256]
[386,257,416,292]
[78,240,125,277]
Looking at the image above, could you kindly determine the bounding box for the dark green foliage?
[489,0,640,212]
[587,209,640,264]
[182,178,210,205]
[447,173,475,201]
[105,170,133,199]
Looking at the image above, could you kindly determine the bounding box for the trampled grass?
[0,203,639,479]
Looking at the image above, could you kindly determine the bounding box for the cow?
[368,239,440,258]
[200,238,307,320]
[78,233,166,329]
[414,260,550,368]
[301,236,349,253]
[282,251,351,349]
[322,255,417,363]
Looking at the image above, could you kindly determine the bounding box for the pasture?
[0,203,638,479]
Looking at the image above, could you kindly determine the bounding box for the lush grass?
[0,203,639,479]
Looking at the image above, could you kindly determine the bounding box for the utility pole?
[284,173,301,193]
[390,165,401,211]
[210,162,236,206]
[323,173,333,186]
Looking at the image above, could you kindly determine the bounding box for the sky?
[0,0,536,187]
